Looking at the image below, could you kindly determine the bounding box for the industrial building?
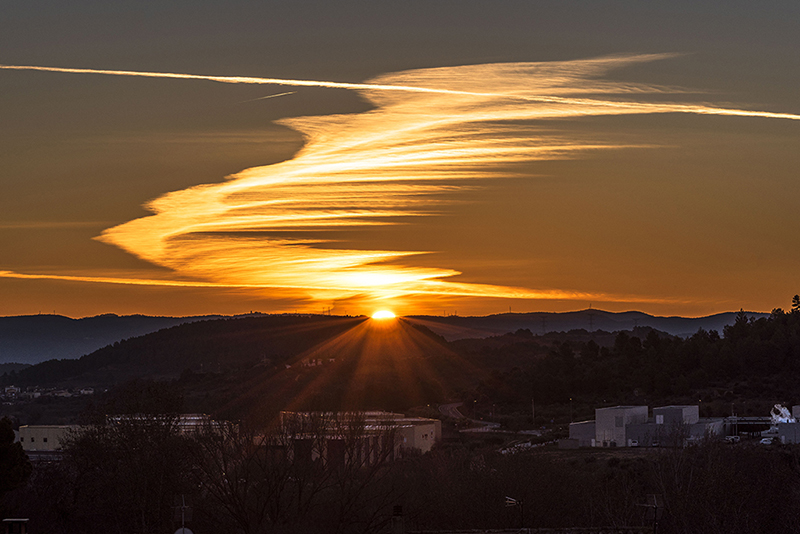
[772,405,800,444]
[278,411,441,468]
[569,404,724,447]
[17,414,222,456]
[106,413,223,434]
[595,405,648,447]
[17,425,77,452]
[567,420,596,447]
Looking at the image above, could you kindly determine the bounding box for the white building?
[280,411,441,463]
[653,405,699,426]
[571,404,722,448]
[568,420,596,447]
[18,425,77,451]
[595,406,648,447]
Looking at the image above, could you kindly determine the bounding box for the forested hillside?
[464,306,800,422]
[5,304,800,425]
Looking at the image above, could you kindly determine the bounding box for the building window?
[30,437,35,442]
[656,415,664,425]
[43,437,48,443]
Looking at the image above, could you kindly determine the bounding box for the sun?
[371,310,396,320]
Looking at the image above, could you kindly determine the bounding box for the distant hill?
[0,362,30,374]
[0,313,223,364]
[0,309,768,364]
[406,309,768,341]
[4,309,797,426]
[2,315,465,421]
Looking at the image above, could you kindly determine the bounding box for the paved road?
[439,402,502,432]
[439,402,466,419]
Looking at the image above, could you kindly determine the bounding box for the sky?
[1,1,799,319]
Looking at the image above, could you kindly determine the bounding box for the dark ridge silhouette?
[1,314,468,422]
[5,307,800,425]
[4,315,364,387]
[406,309,768,341]
[0,308,769,365]
[0,313,228,364]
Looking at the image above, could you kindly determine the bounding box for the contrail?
[238,91,296,104]
[0,63,486,96]
[3,63,799,122]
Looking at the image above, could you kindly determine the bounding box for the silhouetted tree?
[60,415,194,533]
[0,417,32,500]
[190,412,401,534]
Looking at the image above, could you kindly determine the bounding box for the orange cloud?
[3,55,799,311]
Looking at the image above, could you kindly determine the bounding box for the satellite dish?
[174,529,193,534]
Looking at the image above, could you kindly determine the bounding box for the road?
[439,402,502,432]
[438,402,466,419]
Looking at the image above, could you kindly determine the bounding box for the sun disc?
[372,310,396,319]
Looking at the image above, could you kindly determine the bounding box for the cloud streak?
[3,55,799,310]
[237,91,296,104]
[0,63,495,96]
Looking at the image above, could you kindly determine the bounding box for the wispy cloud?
[3,55,799,310]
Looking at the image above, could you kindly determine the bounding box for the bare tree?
[190,412,402,534]
[58,413,194,534]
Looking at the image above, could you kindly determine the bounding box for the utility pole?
[173,494,193,534]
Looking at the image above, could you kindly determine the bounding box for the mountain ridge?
[407,309,768,341]
[0,313,224,364]
[0,309,768,364]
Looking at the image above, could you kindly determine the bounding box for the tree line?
[466,301,800,419]
[6,416,800,533]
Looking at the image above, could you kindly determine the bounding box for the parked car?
[724,435,741,444]
[760,437,774,445]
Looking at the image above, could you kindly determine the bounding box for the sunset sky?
[1,1,799,318]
